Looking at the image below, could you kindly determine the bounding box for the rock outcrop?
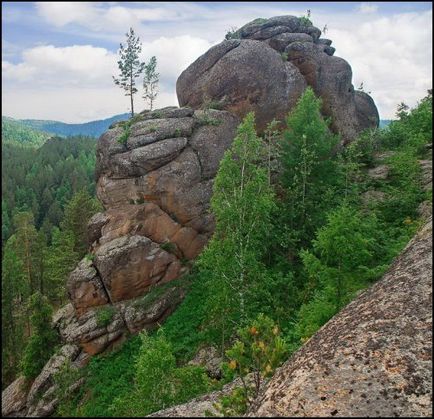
[177,15,379,140]
[249,218,432,417]
[55,106,240,360]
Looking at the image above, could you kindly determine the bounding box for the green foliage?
[159,241,177,254]
[281,52,288,61]
[1,237,26,387]
[61,188,102,257]
[2,117,52,147]
[380,90,432,153]
[295,205,386,342]
[299,15,313,26]
[113,27,146,116]
[224,26,240,40]
[96,305,116,328]
[117,123,131,145]
[2,136,97,243]
[215,386,249,416]
[215,314,287,414]
[21,292,59,379]
[53,359,83,417]
[198,112,276,348]
[279,86,341,250]
[61,335,141,417]
[44,228,79,305]
[142,56,159,110]
[109,331,211,416]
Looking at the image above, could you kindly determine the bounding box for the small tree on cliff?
[113,27,145,117]
[142,56,159,110]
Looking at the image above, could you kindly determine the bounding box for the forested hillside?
[16,113,130,138]
[2,117,52,147]
[2,135,102,388]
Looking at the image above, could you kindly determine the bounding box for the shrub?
[96,305,116,328]
[160,241,177,254]
[109,330,212,416]
[215,314,287,414]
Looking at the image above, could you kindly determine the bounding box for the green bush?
[215,314,287,414]
[109,330,212,416]
[96,305,116,328]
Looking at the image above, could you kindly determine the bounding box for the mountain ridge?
[2,113,130,139]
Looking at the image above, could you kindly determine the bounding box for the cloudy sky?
[2,1,432,122]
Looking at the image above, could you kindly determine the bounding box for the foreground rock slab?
[249,218,432,417]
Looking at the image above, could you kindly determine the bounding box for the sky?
[2,1,432,122]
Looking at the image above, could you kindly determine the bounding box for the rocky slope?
[177,16,379,139]
[249,218,432,417]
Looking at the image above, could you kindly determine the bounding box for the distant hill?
[18,113,130,138]
[2,117,52,147]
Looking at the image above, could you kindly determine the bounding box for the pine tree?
[61,189,101,257]
[21,292,59,379]
[12,211,39,294]
[142,56,159,110]
[44,228,79,306]
[280,87,340,250]
[113,27,146,117]
[2,238,26,387]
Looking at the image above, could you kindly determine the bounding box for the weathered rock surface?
[177,39,306,133]
[2,376,29,417]
[26,344,81,417]
[148,376,254,417]
[67,258,109,316]
[188,346,223,379]
[177,15,378,140]
[249,218,433,417]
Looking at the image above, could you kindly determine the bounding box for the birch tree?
[198,112,276,349]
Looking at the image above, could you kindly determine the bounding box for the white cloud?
[357,3,379,14]
[328,10,432,118]
[2,36,213,122]
[3,4,432,121]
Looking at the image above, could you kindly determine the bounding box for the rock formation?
[177,16,379,140]
[2,15,383,417]
[249,218,432,417]
[65,106,240,355]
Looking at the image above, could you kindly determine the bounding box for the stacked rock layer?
[177,15,379,140]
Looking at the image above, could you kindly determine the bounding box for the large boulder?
[177,39,306,132]
[94,235,181,303]
[249,218,432,417]
[177,15,379,141]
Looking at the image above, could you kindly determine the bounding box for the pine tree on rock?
[143,56,159,110]
[113,27,146,117]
